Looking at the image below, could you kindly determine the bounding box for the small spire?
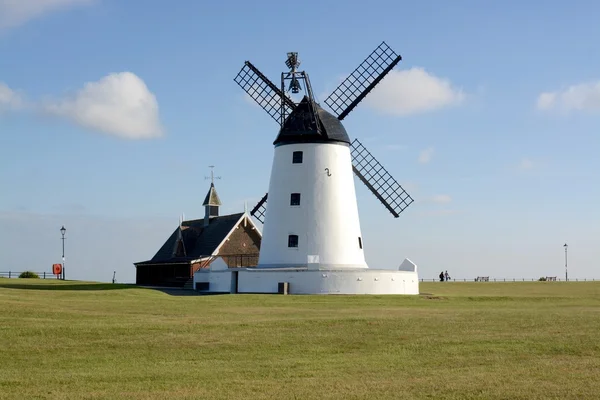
[203,165,222,207]
[202,184,222,206]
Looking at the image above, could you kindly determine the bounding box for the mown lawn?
[1,279,599,399]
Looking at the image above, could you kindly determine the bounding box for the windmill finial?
[205,165,222,185]
[285,52,300,72]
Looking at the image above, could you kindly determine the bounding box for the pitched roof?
[134,213,244,266]
[202,183,222,206]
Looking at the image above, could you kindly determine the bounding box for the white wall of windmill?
[236,268,419,295]
[257,142,368,269]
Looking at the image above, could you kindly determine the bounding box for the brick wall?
[217,217,261,267]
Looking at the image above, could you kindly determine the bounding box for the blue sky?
[1,0,599,283]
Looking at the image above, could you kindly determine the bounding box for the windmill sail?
[235,43,413,222]
[324,41,402,120]
[350,139,413,218]
[234,61,297,125]
[250,193,268,224]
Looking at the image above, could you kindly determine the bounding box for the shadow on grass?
[0,282,136,291]
[149,288,229,296]
[0,281,225,296]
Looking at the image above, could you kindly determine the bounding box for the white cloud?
[401,181,419,194]
[365,68,465,116]
[0,0,93,30]
[518,158,534,170]
[418,147,434,164]
[536,93,556,110]
[430,194,452,204]
[536,81,600,114]
[43,72,163,139]
[0,82,24,111]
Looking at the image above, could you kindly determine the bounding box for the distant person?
[439,271,445,282]
[445,271,450,282]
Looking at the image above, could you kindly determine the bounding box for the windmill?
[235,41,414,270]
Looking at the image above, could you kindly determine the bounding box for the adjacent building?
[134,182,262,288]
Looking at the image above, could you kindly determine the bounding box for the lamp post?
[563,243,568,282]
[60,226,66,280]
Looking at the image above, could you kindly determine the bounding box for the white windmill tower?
[234,42,418,294]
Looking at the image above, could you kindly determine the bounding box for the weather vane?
[285,52,302,94]
[205,165,222,184]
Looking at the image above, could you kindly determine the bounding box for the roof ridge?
[183,212,244,224]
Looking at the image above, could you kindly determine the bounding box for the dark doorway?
[231,271,239,294]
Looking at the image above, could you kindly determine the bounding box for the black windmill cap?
[273,96,350,146]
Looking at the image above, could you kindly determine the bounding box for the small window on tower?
[288,235,299,248]
[292,151,303,164]
[290,193,301,206]
[358,237,363,249]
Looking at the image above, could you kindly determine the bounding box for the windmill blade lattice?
[350,139,413,218]
[250,193,268,223]
[324,42,402,121]
[234,61,296,125]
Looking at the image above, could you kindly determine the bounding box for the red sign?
[52,264,62,275]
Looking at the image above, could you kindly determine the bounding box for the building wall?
[193,259,420,295]
[217,218,261,267]
[259,142,368,269]
[192,260,211,272]
[194,269,233,293]
[238,269,419,295]
[135,263,191,287]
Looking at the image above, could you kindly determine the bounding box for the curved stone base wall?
[195,265,419,295]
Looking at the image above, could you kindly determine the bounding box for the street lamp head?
[60,226,66,236]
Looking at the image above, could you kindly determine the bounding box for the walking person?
[445,270,450,282]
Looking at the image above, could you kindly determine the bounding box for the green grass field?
[1,280,599,399]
